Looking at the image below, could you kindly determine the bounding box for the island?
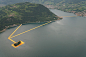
[0,2,62,33]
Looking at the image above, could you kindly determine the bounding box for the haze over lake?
[0,9,86,57]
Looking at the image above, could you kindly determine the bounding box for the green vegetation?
[56,1,86,12]
[0,0,85,5]
[0,0,86,14]
[0,2,58,31]
[1,0,85,14]
[54,1,86,16]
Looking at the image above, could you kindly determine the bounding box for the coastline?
[45,5,86,17]
[62,10,86,17]
[0,17,62,34]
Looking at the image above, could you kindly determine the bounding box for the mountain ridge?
[0,0,85,5]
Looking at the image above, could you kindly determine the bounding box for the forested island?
[0,2,62,33]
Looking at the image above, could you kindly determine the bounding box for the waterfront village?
[45,5,86,17]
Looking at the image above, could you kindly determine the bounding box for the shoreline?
[45,5,86,17]
[55,9,86,17]
[0,18,62,34]
[62,10,86,17]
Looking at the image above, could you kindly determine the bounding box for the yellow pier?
[61,16,77,17]
[8,22,51,48]
[8,24,24,48]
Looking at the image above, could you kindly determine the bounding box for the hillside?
[55,1,86,16]
[0,0,61,5]
[0,0,86,16]
[0,2,59,31]
[43,0,86,17]
[0,0,85,5]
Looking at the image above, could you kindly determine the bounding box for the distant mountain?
[0,0,85,5]
[0,2,58,31]
[0,0,60,5]
[63,0,86,3]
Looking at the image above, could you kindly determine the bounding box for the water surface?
[0,9,86,57]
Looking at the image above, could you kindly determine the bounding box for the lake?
[0,9,86,57]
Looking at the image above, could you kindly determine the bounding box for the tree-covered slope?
[0,0,85,5]
[0,2,58,31]
[55,1,86,16]
[0,0,61,5]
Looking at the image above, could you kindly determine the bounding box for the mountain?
[0,0,85,5]
[64,0,86,3]
[0,2,58,31]
[0,0,60,5]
